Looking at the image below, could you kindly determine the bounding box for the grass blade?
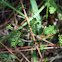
[3,1,25,17]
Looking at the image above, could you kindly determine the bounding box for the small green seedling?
[11,42,16,47]
[58,35,62,46]
[40,46,44,51]
[18,5,26,9]
[49,6,56,14]
[44,25,56,35]
[6,24,13,30]
[10,54,15,59]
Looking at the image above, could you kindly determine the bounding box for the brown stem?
[15,47,30,62]
[0,42,22,62]
[20,0,42,59]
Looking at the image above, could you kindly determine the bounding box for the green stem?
[46,0,49,21]
[3,1,25,17]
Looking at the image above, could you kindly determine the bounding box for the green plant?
[46,0,49,21]
[10,31,21,47]
[30,19,37,34]
[44,58,48,62]
[33,50,37,62]
[8,31,25,47]
[0,30,18,42]
[6,24,13,30]
[0,53,9,62]
[17,2,47,30]
[44,25,56,35]
[2,1,25,17]
[10,54,15,59]
[40,46,44,51]
[0,0,62,62]
[58,34,62,46]
[18,5,26,9]
[30,0,42,35]
[49,6,56,14]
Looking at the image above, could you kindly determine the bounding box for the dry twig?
[15,47,30,62]
[0,42,22,62]
[20,0,42,59]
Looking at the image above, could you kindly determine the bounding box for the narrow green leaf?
[3,1,25,17]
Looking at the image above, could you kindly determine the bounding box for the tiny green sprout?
[40,46,44,51]
[58,35,62,46]
[49,25,54,30]
[44,25,56,35]
[11,42,16,47]
[11,38,15,41]
[49,6,56,14]
[18,5,22,9]
[18,5,26,9]
[18,42,24,47]
[6,24,13,30]
[44,58,48,62]
[52,30,56,34]
[10,54,15,59]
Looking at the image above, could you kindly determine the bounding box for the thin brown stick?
[0,44,59,52]
[13,19,27,30]
[0,48,36,53]
[0,42,22,62]
[19,19,27,25]
[20,0,42,59]
[0,13,18,28]
[35,34,54,45]
[15,47,30,62]
[0,46,62,54]
[0,45,34,51]
[38,0,44,8]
